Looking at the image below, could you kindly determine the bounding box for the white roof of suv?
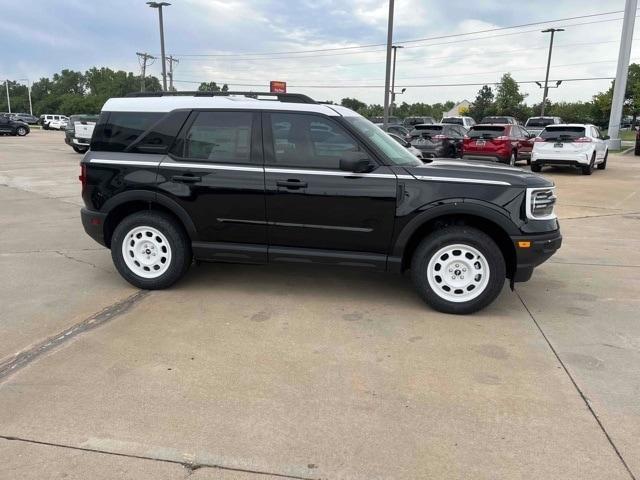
[102,94,358,117]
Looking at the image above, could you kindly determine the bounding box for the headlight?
[526,187,556,220]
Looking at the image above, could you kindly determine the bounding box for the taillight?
[575,136,592,143]
[79,164,87,189]
[433,134,448,140]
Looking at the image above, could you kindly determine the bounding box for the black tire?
[16,126,28,136]
[43,123,49,130]
[526,158,531,166]
[597,150,608,170]
[531,163,542,173]
[410,226,506,315]
[111,211,192,289]
[72,145,88,154]
[581,154,595,175]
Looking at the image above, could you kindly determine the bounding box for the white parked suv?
[531,124,608,175]
[441,116,476,128]
[40,114,69,130]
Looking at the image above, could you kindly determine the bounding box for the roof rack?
[124,91,317,104]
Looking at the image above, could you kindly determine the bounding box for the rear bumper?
[532,151,591,166]
[510,230,562,282]
[81,208,107,247]
[462,154,509,163]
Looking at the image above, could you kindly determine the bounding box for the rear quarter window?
[91,112,163,152]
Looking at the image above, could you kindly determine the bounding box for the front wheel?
[72,145,88,154]
[111,211,192,289]
[410,226,506,314]
[531,163,542,173]
[16,126,28,136]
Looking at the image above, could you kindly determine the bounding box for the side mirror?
[340,156,375,173]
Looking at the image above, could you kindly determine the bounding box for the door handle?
[171,175,201,183]
[277,179,307,189]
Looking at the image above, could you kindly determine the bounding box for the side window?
[268,113,362,169]
[592,127,601,139]
[181,111,252,163]
[91,112,162,152]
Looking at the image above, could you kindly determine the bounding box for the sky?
[1,0,638,106]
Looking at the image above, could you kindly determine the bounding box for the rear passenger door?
[263,112,397,265]
[158,110,267,262]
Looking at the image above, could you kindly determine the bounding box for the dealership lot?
[1,130,639,479]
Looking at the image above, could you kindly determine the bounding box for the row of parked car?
[375,116,608,175]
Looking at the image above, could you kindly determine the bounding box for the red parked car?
[462,124,535,166]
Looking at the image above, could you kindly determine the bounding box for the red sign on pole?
[270,81,287,93]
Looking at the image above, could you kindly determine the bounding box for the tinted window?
[541,126,585,140]
[468,126,507,139]
[442,117,462,125]
[410,125,443,137]
[179,111,252,162]
[135,110,189,154]
[269,113,360,168]
[526,118,556,127]
[91,112,162,152]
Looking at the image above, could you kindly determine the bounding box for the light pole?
[5,80,11,114]
[540,28,563,115]
[389,45,404,117]
[607,0,637,150]
[19,78,33,115]
[147,2,171,91]
[382,0,395,128]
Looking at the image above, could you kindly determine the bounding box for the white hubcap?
[427,243,490,303]
[122,226,172,279]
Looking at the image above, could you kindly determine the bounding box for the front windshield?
[344,116,422,166]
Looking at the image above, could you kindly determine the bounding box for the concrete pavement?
[0,130,638,479]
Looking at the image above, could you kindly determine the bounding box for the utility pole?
[540,28,563,115]
[382,0,394,128]
[136,52,156,92]
[167,55,179,91]
[389,45,404,117]
[147,2,171,91]
[5,80,10,114]
[18,78,32,115]
[607,0,637,150]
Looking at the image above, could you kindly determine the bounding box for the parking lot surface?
[1,130,639,479]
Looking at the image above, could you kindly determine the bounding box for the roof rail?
[124,91,317,104]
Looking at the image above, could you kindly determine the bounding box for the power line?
[165,9,629,58]
[173,76,615,89]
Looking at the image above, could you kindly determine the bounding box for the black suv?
[0,114,30,136]
[80,92,561,314]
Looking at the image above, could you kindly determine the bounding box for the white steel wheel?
[121,226,172,279]
[426,243,490,303]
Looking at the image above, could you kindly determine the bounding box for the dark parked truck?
[80,92,561,314]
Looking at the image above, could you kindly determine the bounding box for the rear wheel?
[16,126,28,136]
[72,145,88,154]
[581,153,595,175]
[597,150,608,170]
[410,226,506,314]
[111,211,192,289]
[531,163,542,173]
[508,151,516,166]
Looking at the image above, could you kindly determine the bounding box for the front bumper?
[510,230,562,282]
[81,208,107,247]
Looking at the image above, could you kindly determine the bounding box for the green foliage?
[468,85,495,120]
[197,81,229,92]
[0,67,163,115]
[340,97,367,113]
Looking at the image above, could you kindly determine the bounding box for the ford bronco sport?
[80,92,561,314]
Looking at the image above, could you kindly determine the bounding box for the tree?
[494,73,529,118]
[468,85,495,121]
[340,97,367,113]
[197,81,228,92]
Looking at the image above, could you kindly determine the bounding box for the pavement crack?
[53,250,111,272]
[0,291,149,382]
[516,291,637,480]
[0,435,318,480]
[561,211,640,220]
[549,260,640,268]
